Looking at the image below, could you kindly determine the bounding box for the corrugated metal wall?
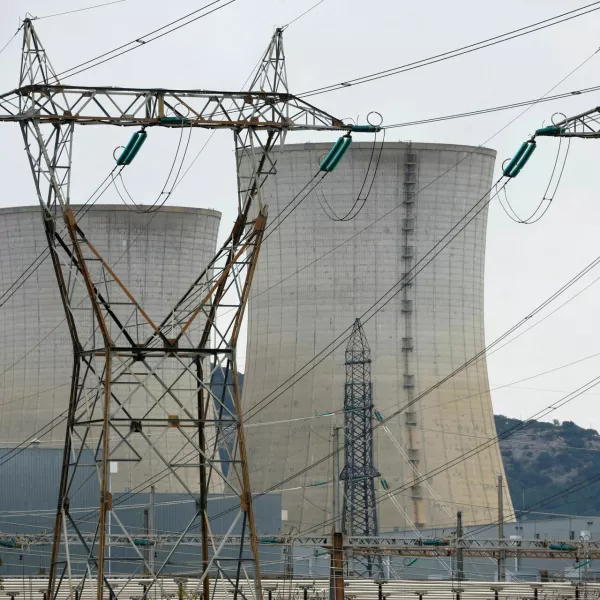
[0,448,282,576]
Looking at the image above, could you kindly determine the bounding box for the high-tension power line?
[1,3,599,587]
[299,1,600,97]
[241,40,599,427]
[27,0,127,20]
[42,0,240,83]
[383,83,600,129]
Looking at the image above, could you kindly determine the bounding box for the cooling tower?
[0,205,221,493]
[242,141,514,533]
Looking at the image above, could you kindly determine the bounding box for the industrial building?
[0,205,221,493]
[0,447,282,577]
[242,141,514,533]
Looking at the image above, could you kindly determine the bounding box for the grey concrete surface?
[0,205,220,493]
[241,141,514,533]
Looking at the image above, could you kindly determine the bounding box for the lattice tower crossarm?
[340,319,383,578]
[0,20,379,600]
[534,106,600,138]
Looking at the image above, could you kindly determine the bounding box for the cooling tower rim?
[0,204,222,218]
[261,141,497,157]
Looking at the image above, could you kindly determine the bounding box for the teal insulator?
[160,116,189,125]
[324,136,352,172]
[550,543,575,552]
[503,141,529,177]
[351,124,380,132]
[320,137,346,171]
[116,132,141,165]
[423,538,448,547]
[123,131,148,165]
[259,537,279,544]
[535,125,561,137]
[133,539,151,546]
[509,141,536,178]
[381,479,389,490]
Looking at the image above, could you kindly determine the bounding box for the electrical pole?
[143,508,150,576]
[149,486,155,577]
[340,319,382,578]
[330,426,345,600]
[498,475,505,582]
[456,511,464,582]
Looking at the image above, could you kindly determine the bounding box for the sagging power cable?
[263,129,365,240]
[318,127,385,222]
[499,127,571,224]
[113,120,193,214]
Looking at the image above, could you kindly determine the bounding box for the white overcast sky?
[2,0,600,430]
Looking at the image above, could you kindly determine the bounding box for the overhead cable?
[244,178,509,423]
[7,0,596,536]
[0,166,120,309]
[45,0,240,83]
[0,28,21,60]
[299,2,600,97]
[239,44,600,421]
[282,0,329,29]
[114,121,193,214]
[28,0,127,20]
[383,84,600,129]
[298,372,600,536]
[96,188,600,527]
[318,130,385,222]
[498,134,571,224]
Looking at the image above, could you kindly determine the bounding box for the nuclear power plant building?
[242,141,515,533]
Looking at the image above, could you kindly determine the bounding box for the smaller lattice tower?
[341,319,383,577]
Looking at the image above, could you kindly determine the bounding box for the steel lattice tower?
[0,20,379,600]
[341,319,383,577]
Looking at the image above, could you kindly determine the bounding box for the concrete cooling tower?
[0,205,220,493]
[242,141,515,533]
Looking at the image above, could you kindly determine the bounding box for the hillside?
[495,415,600,518]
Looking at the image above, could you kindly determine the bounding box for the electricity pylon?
[0,20,378,600]
[340,319,383,578]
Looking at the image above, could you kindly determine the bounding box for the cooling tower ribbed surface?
[0,205,220,492]
[242,141,514,533]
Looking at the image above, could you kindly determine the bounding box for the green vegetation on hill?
[495,415,600,518]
